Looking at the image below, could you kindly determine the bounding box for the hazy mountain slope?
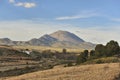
[50,30,85,43]
[38,34,58,45]
[28,34,58,46]
[0,38,14,45]
[0,30,95,49]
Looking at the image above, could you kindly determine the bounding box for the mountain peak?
[50,30,85,43]
[52,30,72,34]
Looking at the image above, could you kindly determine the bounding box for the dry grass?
[12,45,85,53]
[1,63,120,80]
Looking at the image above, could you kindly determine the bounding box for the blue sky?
[0,0,120,44]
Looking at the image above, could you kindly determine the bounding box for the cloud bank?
[0,20,119,44]
[9,0,15,3]
[9,0,36,8]
[15,2,36,8]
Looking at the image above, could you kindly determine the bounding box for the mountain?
[0,30,95,49]
[0,38,14,45]
[50,30,84,44]
[28,34,58,46]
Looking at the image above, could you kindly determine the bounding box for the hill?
[2,63,120,80]
[0,46,29,57]
[0,30,95,49]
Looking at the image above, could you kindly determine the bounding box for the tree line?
[76,40,120,64]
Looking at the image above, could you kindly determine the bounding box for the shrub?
[96,60,103,64]
[67,62,73,67]
[76,52,87,64]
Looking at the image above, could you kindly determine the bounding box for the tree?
[76,50,89,64]
[90,50,95,56]
[106,40,120,56]
[83,50,89,58]
[76,52,87,64]
[95,44,106,57]
[88,50,96,59]
[63,48,67,54]
[94,40,120,57]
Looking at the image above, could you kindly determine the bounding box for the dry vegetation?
[12,45,84,53]
[1,63,120,80]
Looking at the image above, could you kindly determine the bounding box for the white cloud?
[56,13,98,20]
[9,0,15,3]
[15,2,36,8]
[9,0,36,8]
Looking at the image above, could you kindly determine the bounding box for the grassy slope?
[2,63,120,80]
[84,57,120,64]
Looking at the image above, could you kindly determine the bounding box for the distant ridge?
[0,30,95,49]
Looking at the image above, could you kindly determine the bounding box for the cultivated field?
[2,63,120,80]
